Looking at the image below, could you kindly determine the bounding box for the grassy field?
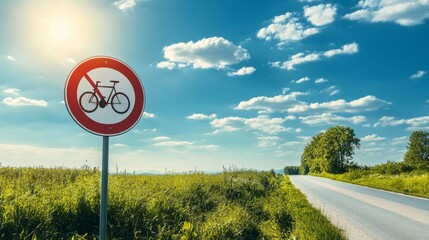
[0,167,345,239]
[317,170,429,199]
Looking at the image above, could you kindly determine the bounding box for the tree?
[322,126,360,173]
[300,126,360,174]
[404,131,429,167]
[300,133,324,174]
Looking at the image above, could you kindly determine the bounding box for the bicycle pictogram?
[79,80,130,114]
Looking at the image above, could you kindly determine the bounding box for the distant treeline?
[284,127,429,175]
[283,166,300,175]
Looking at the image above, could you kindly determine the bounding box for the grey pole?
[100,136,109,239]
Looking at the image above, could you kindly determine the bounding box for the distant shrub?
[341,169,369,181]
[283,166,300,175]
[371,161,414,175]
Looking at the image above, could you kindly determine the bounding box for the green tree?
[322,126,360,173]
[300,126,360,174]
[404,130,429,167]
[300,133,324,174]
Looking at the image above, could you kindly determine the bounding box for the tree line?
[284,126,429,175]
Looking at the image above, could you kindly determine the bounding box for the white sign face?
[65,56,145,136]
[76,67,136,124]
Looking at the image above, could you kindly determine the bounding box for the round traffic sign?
[65,56,145,136]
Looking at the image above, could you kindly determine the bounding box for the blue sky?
[1,0,429,173]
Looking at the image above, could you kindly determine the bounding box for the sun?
[48,19,73,43]
[41,7,79,48]
[14,0,105,65]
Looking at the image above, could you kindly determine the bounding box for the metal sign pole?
[100,136,109,240]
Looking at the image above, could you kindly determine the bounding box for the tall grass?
[318,170,429,198]
[0,167,345,239]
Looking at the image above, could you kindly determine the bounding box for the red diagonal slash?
[83,73,104,99]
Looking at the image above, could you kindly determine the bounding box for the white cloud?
[67,57,77,64]
[315,78,328,84]
[245,115,294,134]
[279,141,306,147]
[298,136,312,142]
[374,116,405,127]
[153,141,193,147]
[299,113,366,126]
[320,85,340,96]
[374,115,429,131]
[392,136,408,145]
[199,144,219,150]
[211,115,294,135]
[410,70,426,79]
[345,0,429,26]
[156,61,176,70]
[7,55,17,62]
[112,143,127,147]
[272,43,359,70]
[227,67,256,77]
[3,97,47,107]
[345,9,372,21]
[257,136,280,148]
[158,37,250,70]
[113,0,136,11]
[142,112,155,118]
[273,12,293,24]
[235,91,307,113]
[257,12,319,45]
[282,88,290,94]
[152,138,218,151]
[293,76,310,84]
[273,52,320,70]
[288,95,390,113]
[361,134,386,142]
[304,3,337,26]
[324,42,359,58]
[153,136,171,141]
[187,113,217,120]
[236,93,389,115]
[3,88,20,96]
[210,116,245,133]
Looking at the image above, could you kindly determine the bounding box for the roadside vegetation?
[0,167,345,239]
[287,127,429,199]
[317,166,429,198]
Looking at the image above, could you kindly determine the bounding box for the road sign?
[65,56,145,136]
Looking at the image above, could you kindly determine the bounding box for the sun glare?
[14,0,105,67]
[49,20,73,43]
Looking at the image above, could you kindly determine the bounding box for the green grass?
[0,167,345,239]
[317,170,429,199]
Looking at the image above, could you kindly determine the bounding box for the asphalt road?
[289,175,429,240]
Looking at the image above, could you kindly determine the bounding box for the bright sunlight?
[48,19,73,43]
[11,0,105,67]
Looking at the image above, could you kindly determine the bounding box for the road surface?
[289,175,429,240]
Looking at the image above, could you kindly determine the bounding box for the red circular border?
[65,56,145,136]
